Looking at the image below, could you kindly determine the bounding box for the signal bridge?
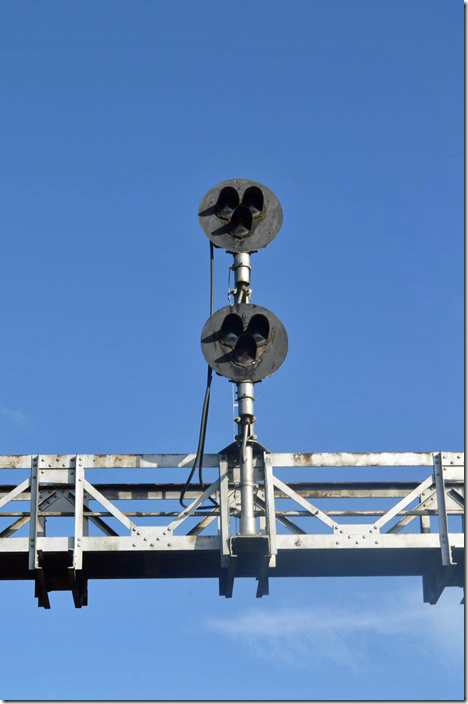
[0,450,463,607]
[1,180,463,607]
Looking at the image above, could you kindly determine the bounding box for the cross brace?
[0,450,464,607]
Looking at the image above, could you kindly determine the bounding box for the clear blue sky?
[0,1,463,700]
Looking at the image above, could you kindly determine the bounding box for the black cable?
[179,364,213,508]
[179,243,217,508]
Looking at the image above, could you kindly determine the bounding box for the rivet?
[143,537,147,541]
[347,535,351,539]
[335,541,340,545]
[167,543,172,547]
[375,541,379,544]
[137,532,141,536]
[41,458,45,463]
[150,543,154,547]
[163,531,166,535]
[48,464,51,468]
[457,455,460,459]
[362,536,366,540]
[156,537,160,541]
[132,543,136,547]
[355,541,359,545]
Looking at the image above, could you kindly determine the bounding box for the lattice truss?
[0,449,464,607]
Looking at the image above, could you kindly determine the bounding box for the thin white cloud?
[205,586,463,673]
[0,407,27,426]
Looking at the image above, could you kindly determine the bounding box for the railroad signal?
[201,303,288,382]
[198,179,283,253]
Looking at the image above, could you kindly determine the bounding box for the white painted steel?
[0,452,438,469]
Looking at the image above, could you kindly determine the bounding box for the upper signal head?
[198,179,283,253]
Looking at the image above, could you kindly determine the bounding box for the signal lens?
[247,314,269,345]
[229,205,253,238]
[220,314,243,345]
[215,187,239,220]
[233,333,257,367]
[242,186,264,217]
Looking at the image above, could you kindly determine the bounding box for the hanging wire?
[179,243,217,508]
[227,263,234,305]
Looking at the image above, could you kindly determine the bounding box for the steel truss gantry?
[0,448,463,607]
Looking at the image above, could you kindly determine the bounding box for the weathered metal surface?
[1,480,460,501]
[201,303,288,382]
[0,455,32,469]
[0,451,463,608]
[0,452,441,469]
[198,179,283,254]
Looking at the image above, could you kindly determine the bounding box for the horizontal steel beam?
[1,481,452,502]
[0,451,447,469]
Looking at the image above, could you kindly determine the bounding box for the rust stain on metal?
[0,455,31,469]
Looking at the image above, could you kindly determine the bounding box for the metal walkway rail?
[0,450,464,607]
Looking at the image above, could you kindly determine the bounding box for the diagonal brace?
[167,478,220,532]
[272,475,339,530]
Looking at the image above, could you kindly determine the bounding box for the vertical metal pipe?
[237,382,256,535]
[239,427,256,535]
[232,253,256,534]
[233,252,251,303]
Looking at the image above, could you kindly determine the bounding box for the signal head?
[198,179,283,253]
[201,303,288,382]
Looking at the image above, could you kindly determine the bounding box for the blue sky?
[0,1,463,700]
